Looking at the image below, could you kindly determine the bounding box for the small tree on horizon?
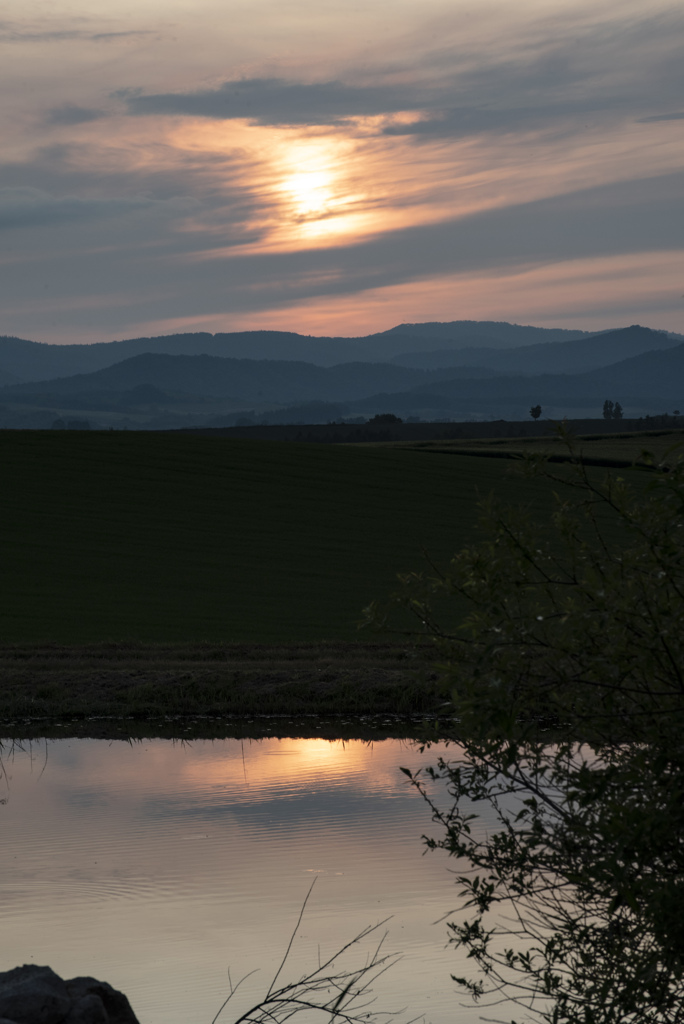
[603,399,614,419]
[529,404,542,420]
[614,400,624,419]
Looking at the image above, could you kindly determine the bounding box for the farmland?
[0,428,659,722]
[1,429,579,644]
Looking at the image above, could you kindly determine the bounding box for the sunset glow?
[1,0,683,342]
[66,736,413,802]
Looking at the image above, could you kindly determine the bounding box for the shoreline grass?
[0,641,443,735]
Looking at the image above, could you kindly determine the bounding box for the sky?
[2,0,684,345]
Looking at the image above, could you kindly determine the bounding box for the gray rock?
[61,996,108,1024]
[0,967,140,1024]
[64,980,138,1024]
[0,966,70,1024]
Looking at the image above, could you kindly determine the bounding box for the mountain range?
[391,324,684,373]
[1,321,682,429]
[0,321,594,384]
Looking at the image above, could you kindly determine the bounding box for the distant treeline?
[174,413,684,444]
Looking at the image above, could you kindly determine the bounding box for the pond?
[0,735,498,1024]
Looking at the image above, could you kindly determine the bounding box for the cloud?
[123,70,611,137]
[46,105,108,125]
[382,12,684,139]
[0,142,266,243]
[110,87,144,101]
[636,111,684,122]
[0,187,199,230]
[159,170,684,317]
[125,77,431,125]
[2,170,682,342]
[89,31,156,41]
[319,170,684,286]
[0,23,156,43]
[2,1,683,342]
[109,7,684,138]
[381,102,603,139]
[124,71,601,134]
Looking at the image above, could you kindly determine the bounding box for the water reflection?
[0,737,492,1024]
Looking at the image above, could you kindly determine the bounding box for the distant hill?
[0,321,594,382]
[411,340,684,401]
[2,353,440,404]
[391,325,681,373]
[5,337,684,413]
[383,320,592,347]
[0,364,22,387]
[348,341,684,418]
[2,321,683,428]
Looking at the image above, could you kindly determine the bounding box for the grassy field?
[1,428,658,725]
[383,427,684,466]
[0,429,585,646]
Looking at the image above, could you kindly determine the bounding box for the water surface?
[0,736,494,1024]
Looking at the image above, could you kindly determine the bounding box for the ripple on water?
[0,737,491,1024]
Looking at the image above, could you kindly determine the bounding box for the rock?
[64,980,138,1024]
[0,967,140,1024]
[61,996,108,1024]
[0,966,70,1024]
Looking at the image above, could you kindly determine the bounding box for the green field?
[0,430,580,645]
[384,427,684,466]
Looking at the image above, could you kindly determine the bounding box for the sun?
[270,136,351,226]
[269,139,376,243]
[282,169,335,218]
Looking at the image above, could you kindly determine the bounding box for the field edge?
[0,640,444,727]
